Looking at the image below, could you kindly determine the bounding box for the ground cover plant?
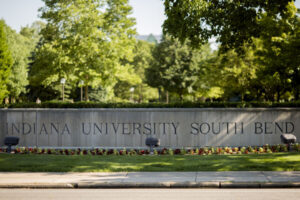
[0,144,299,172]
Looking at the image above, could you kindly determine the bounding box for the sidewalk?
[1,172,300,188]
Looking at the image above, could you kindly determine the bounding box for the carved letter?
[12,123,20,135]
[171,122,179,135]
[190,123,199,135]
[122,123,130,135]
[39,123,48,135]
[161,123,167,135]
[275,122,283,134]
[286,122,294,133]
[62,124,71,135]
[22,123,31,135]
[222,122,229,134]
[51,123,59,134]
[143,123,151,135]
[265,122,273,134]
[212,122,220,135]
[255,122,263,134]
[93,123,102,135]
[82,123,91,135]
[133,123,141,134]
[112,123,120,134]
[200,122,210,135]
[241,122,244,134]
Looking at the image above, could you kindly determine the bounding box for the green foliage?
[3,100,300,108]
[0,1,299,104]
[212,44,257,101]
[193,2,300,102]
[146,35,205,100]
[0,20,13,102]
[163,0,293,51]
[255,2,300,101]
[30,0,136,101]
[114,40,158,102]
[3,22,42,102]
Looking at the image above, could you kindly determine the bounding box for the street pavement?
[1,189,300,200]
[0,171,300,188]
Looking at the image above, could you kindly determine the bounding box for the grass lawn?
[0,153,299,172]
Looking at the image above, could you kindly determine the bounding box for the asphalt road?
[0,189,300,200]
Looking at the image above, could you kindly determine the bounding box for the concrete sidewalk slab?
[196,172,268,182]
[124,172,197,183]
[0,172,127,184]
[1,172,300,188]
[262,171,300,182]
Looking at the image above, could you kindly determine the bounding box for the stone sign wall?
[0,108,299,148]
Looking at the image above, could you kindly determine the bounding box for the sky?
[0,0,166,35]
[0,0,299,35]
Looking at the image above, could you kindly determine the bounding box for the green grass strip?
[0,153,299,172]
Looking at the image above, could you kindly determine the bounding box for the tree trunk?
[166,91,169,104]
[295,89,299,101]
[139,85,142,103]
[179,93,183,102]
[158,88,161,102]
[276,90,280,102]
[11,97,16,104]
[85,85,89,101]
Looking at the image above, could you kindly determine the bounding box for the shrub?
[129,149,137,155]
[174,149,181,155]
[168,149,174,155]
[120,149,127,155]
[180,148,186,155]
[3,100,300,108]
[240,147,246,153]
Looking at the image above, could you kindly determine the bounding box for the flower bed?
[1,144,299,156]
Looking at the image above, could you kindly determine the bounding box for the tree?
[216,45,257,101]
[255,2,300,101]
[3,22,42,103]
[0,20,13,103]
[193,50,224,101]
[114,40,158,102]
[31,0,136,101]
[146,35,202,101]
[163,0,294,50]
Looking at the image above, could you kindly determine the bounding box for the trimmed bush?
[2,100,300,108]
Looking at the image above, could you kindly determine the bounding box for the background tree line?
[0,0,299,104]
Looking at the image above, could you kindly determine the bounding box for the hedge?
[0,101,300,109]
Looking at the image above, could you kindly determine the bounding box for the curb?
[220,182,261,188]
[260,182,300,188]
[0,183,74,189]
[1,182,300,189]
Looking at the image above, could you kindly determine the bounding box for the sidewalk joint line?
[260,171,271,182]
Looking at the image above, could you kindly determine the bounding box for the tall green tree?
[193,49,224,101]
[146,35,203,101]
[255,2,300,101]
[163,0,294,50]
[31,0,136,101]
[0,20,13,103]
[114,40,158,102]
[216,45,257,101]
[3,22,42,103]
